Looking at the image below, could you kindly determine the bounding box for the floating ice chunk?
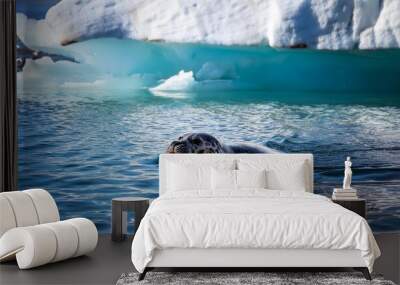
[22,0,400,50]
[150,71,196,92]
[149,70,234,97]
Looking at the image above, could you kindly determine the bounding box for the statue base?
[332,187,358,200]
[334,187,357,192]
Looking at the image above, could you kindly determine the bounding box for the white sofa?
[0,189,98,269]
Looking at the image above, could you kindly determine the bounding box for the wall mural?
[17,0,400,233]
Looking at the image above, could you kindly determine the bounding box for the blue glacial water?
[17,40,400,233]
[17,88,400,233]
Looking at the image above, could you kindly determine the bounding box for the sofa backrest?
[0,189,60,237]
[159,154,313,196]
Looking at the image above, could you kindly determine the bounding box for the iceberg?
[18,0,400,50]
[15,7,400,94]
[149,70,234,97]
[150,71,196,92]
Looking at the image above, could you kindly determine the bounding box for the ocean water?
[17,87,400,233]
[17,39,400,233]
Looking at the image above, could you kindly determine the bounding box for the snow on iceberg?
[21,0,400,50]
[359,0,400,49]
[17,13,59,50]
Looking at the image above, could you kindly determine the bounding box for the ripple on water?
[18,89,400,233]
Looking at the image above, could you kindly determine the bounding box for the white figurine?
[343,156,352,190]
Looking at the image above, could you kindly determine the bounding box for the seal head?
[167,133,224,153]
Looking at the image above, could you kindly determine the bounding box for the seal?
[167,133,277,154]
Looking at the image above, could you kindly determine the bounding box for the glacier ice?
[149,70,234,97]
[17,13,58,49]
[18,0,400,50]
[359,0,400,49]
[15,7,400,94]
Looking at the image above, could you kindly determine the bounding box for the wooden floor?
[1,233,399,285]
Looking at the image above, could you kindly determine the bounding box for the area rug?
[116,272,395,285]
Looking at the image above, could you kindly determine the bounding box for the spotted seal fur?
[167,133,277,154]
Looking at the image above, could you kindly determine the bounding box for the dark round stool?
[111,197,150,241]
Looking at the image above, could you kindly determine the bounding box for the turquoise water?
[18,40,400,233]
[25,39,400,93]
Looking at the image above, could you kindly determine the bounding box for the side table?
[332,198,366,218]
[112,197,150,241]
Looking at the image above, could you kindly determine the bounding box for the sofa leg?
[138,268,148,281]
[354,267,371,280]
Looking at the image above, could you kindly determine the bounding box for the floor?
[0,235,133,285]
[1,233,399,285]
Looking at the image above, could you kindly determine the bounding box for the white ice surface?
[17,0,400,50]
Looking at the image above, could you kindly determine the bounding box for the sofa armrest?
[0,225,57,268]
[0,218,98,269]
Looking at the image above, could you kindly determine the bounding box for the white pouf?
[0,189,98,269]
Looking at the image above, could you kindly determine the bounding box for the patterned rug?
[116,271,395,285]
